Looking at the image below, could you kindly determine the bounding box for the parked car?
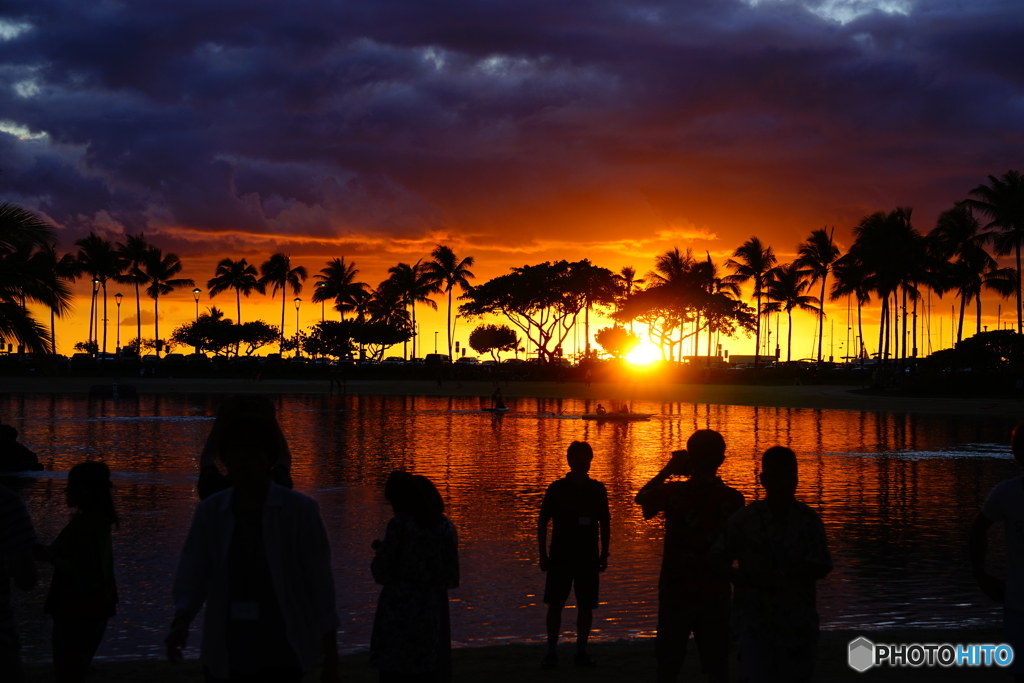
[455,356,479,365]
[424,354,451,365]
[481,360,499,366]
[381,356,406,365]
[95,352,117,362]
[163,353,186,364]
[141,354,160,364]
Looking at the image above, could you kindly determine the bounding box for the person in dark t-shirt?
[538,441,610,669]
[635,430,745,683]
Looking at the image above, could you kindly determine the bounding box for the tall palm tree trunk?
[411,302,417,360]
[912,296,919,358]
[901,287,908,365]
[857,298,864,364]
[50,308,56,355]
[976,294,982,335]
[754,292,762,371]
[787,309,794,363]
[236,289,242,325]
[817,276,827,364]
[280,288,286,354]
[447,289,453,359]
[957,296,966,343]
[877,296,887,367]
[1016,244,1022,334]
[154,294,160,357]
[102,282,109,354]
[135,283,141,350]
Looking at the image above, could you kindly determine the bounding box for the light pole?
[192,288,202,322]
[89,279,100,349]
[316,282,326,323]
[434,331,438,354]
[294,297,302,357]
[115,293,123,353]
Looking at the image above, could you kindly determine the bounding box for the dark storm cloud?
[0,0,1022,251]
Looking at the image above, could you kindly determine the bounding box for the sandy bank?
[2,376,1023,418]
[22,629,1009,682]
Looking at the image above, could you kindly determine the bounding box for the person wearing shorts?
[971,420,1024,682]
[538,441,610,669]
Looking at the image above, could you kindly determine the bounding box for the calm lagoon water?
[1,391,1019,662]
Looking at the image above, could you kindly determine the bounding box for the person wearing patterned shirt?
[635,430,745,683]
[0,483,38,683]
[711,446,831,683]
[538,441,610,669]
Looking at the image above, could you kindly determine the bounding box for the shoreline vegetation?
[2,376,1023,418]
[21,628,1010,682]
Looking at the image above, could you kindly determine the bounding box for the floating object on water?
[480,407,510,414]
[581,412,652,421]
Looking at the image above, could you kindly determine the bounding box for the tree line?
[1,169,1021,364]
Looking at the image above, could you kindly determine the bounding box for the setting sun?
[626,341,661,366]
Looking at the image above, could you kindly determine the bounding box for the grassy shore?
[3,376,1024,417]
[22,629,1010,682]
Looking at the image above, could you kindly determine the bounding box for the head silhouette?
[686,429,726,475]
[566,441,594,475]
[67,460,118,527]
[1012,420,1024,468]
[0,424,16,443]
[760,446,798,499]
[217,413,279,484]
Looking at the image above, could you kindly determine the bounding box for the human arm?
[166,504,213,661]
[538,509,551,572]
[635,452,687,518]
[970,512,1004,603]
[598,486,610,572]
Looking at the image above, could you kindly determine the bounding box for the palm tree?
[144,247,195,357]
[207,258,263,324]
[831,256,873,363]
[0,204,73,354]
[75,233,123,354]
[725,237,777,370]
[387,261,439,359]
[259,253,307,352]
[967,170,1024,333]
[763,263,820,363]
[613,266,645,333]
[795,228,841,365]
[693,252,741,360]
[38,244,81,354]
[423,245,475,360]
[115,234,151,352]
[313,257,367,321]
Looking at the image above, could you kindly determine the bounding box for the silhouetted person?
[595,404,607,416]
[492,387,506,410]
[167,413,339,682]
[538,441,610,668]
[36,461,118,683]
[0,425,43,471]
[371,471,459,683]
[635,430,744,683]
[712,446,831,683]
[971,420,1024,683]
[197,395,293,500]
[0,483,37,683]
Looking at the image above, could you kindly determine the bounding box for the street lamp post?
[317,282,326,323]
[434,331,438,354]
[115,293,123,353]
[294,297,302,357]
[89,279,100,349]
[192,288,202,322]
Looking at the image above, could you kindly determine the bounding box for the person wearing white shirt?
[166,413,338,682]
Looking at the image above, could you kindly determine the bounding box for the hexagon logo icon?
[849,637,875,672]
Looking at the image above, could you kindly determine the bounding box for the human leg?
[0,611,25,683]
[53,617,105,683]
[691,595,730,683]
[543,565,572,667]
[655,585,691,683]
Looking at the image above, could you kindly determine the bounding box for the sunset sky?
[2,0,1023,357]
